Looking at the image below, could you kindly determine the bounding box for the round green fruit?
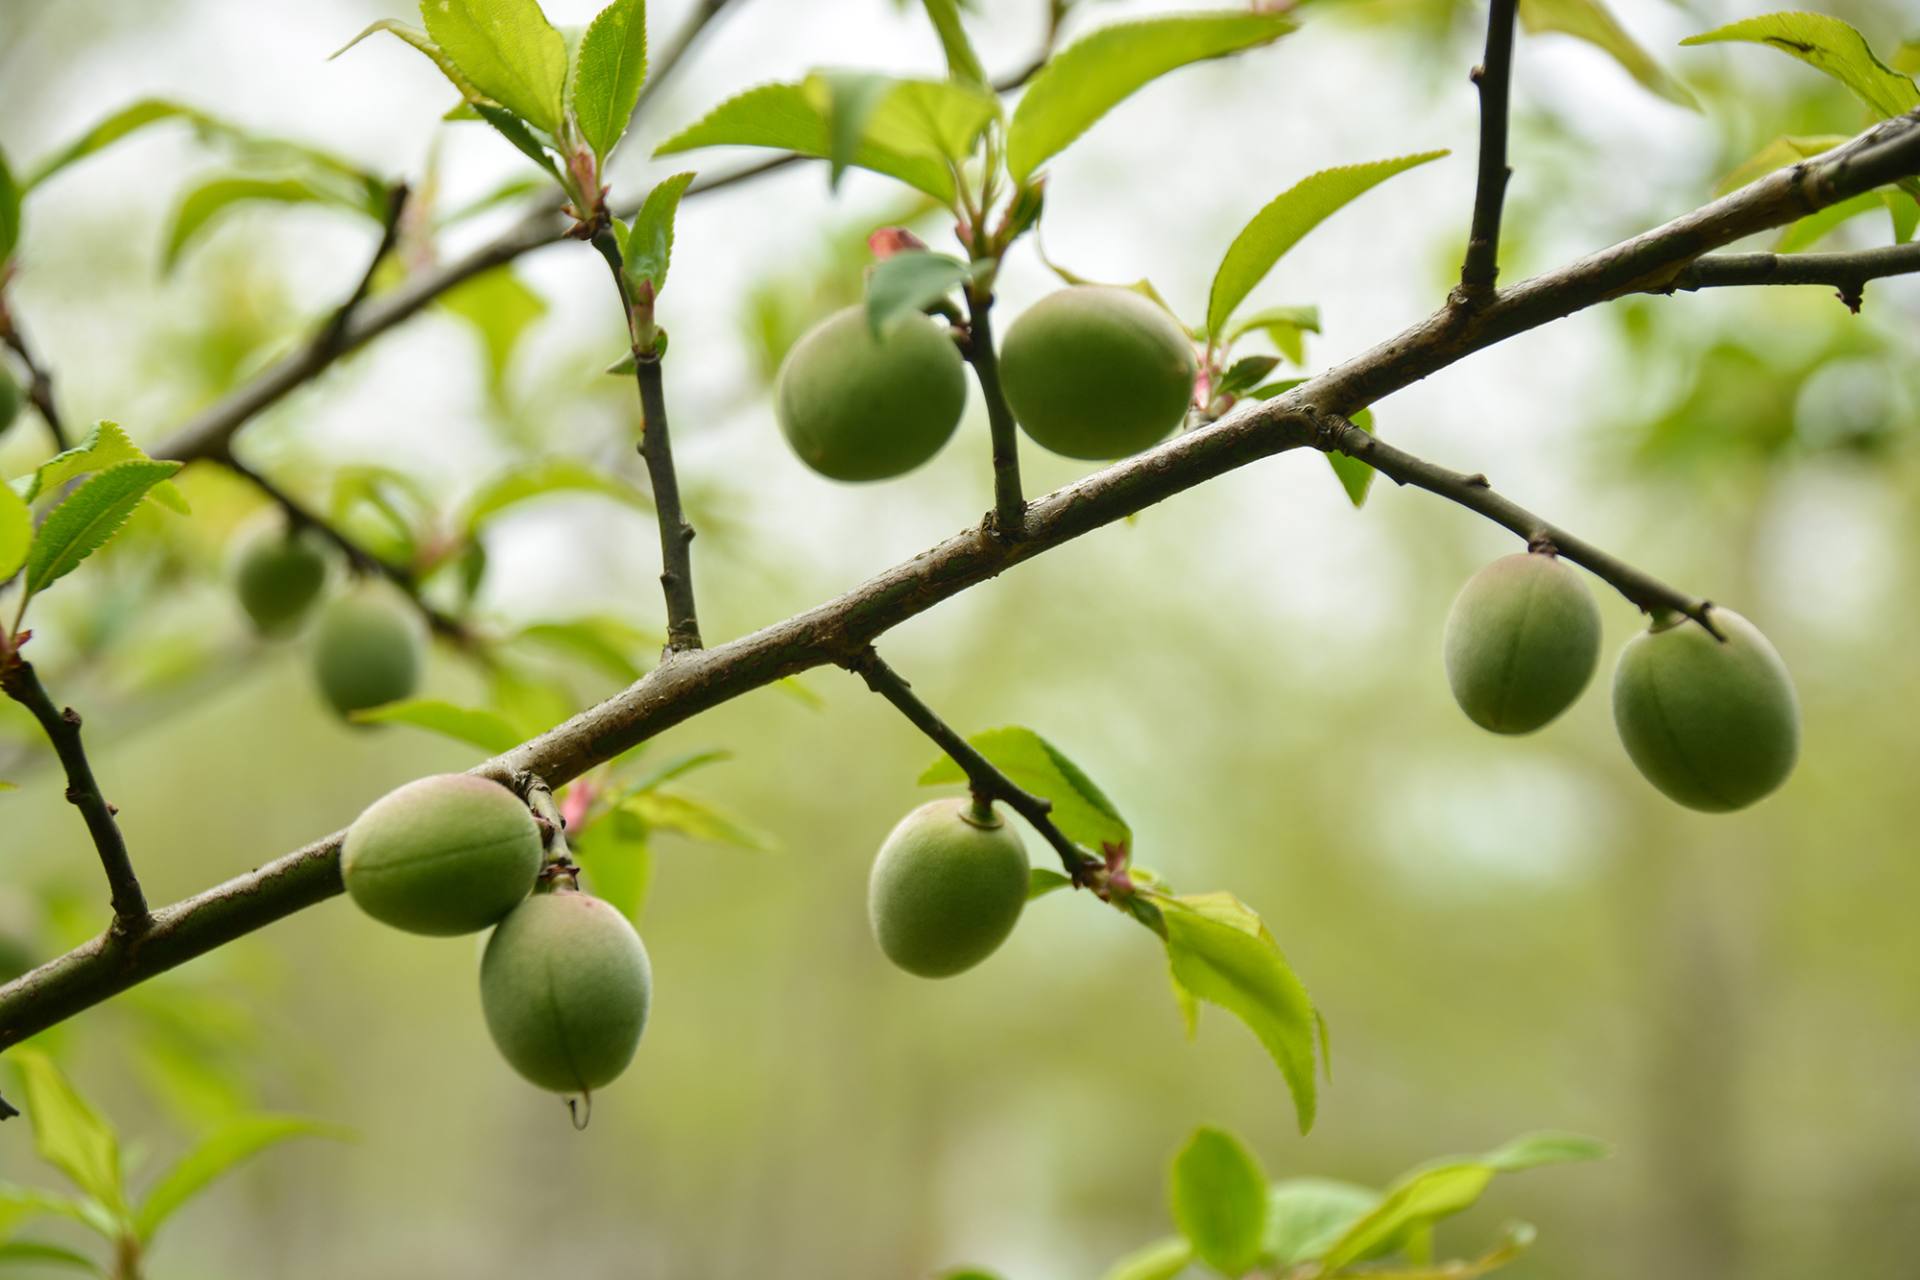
[1612,608,1800,812]
[232,522,328,635]
[999,286,1197,460]
[312,590,422,718]
[868,797,1029,979]
[480,888,652,1095]
[341,774,542,935]
[774,305,967,481]
[1443,552,1601,734]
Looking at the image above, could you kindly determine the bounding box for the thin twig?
[317,183,409,355]
[963,292,1027,537]
[0,656,148,929]
[0,299,70,451]
[6,108,1920,1049]
[846,648,1100,884]
[1304,412,1720,635]
[589,232,703,651]
[1663,239,1920,311]
[217,454,472,643]
[1458,0,1519,302]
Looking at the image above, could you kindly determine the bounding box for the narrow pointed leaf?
[0,1240,103,1273]
[347,699,524,753]
[0,483,30,580]
[1007,11,1295,182]
[918,725,1129,852]
[10,1051,122,1210]
[1208,152,1446,338]
[0,146,18,265]
[462,458,650,534]
[920,0,988,88]
[1099,1236,1192,1280]
[623,171,695,295]
[161,175,366,273]
[1682,12,1919,120]
[574,0,649,160]
[332,20,481,99]
[1518,0,1697,108]
[864,251,981,335]
[17,421,188,513]
[25,460,182,595]
[134,1115,343,1242]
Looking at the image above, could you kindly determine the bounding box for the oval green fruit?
[1612,608,1800,812]
[868,797,1029,979]
[1443,552,1601,734]
[480,888,652,1094]
[341,774,542,935]
[775,305,967,481]
[313,590,422,718]
[999,286,1197,460]
[232,521,329,635]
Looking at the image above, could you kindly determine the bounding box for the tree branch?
[1458,0,1518,300]
[0,656,148,930]
[1306,412,1718,633]
[845,648,1099,883]
[628,0,740,129]
[590,232,703,652]
[963,292,1028,537]
[5,108,1919,1049]
[0,299,70,451]
[1662,239,1920,310]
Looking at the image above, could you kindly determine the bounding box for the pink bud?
[867,227,929,259]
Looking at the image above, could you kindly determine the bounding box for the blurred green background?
[3,0,1919,1276]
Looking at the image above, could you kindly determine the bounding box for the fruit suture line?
[2,34,1919,1057]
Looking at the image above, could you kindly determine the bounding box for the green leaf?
[469,104,563,179]
[24,100,201,190]
[620,791,775,851]
[1889,189,1919,243]
[1215,355,1281,400]
[571,807,653,920]
[513,616,661,683]
[420,0,570,135]
[332,21,482,100]
[0,1184,109,1241]
[920,0,988,88]
[1226,304,1320,364]
[1264,1178,1381,1267]
[0,782,16,793]
[864,251,981,335]
[441,266,547,391]
[462,459,651,534]
[1682,12,1920,121]
[655,82,960,201]
[1773,190,1881,253]
[1006,11,1296,183]
[161,174,367,273]
[1316,1133,1606,1272]
[1517,0,1697,108]
[24,460,182,597]
[0,1240,103,1273]
[1160,893,1318,1133]
[918,725,1129,853]
[347,699,524,753]
[1027,867,1073,900]
[574,0,648,161]
[1169,1127,1267,1275]
[1099,1236,1193,1280]
[623,171,696,297]
[10,1051,122,1211]
[820,73,896,192]
[844,76,1001,171]
[0,483,30,581]
[1328,406,1377,508]
[133,1115,341,1242]
[0,146,19,266]
[15,421,188,514]
[1207,152,1446,339]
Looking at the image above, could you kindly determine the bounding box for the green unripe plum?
[999,286,1197,460]
[341,774,542,935]
[774,306,967,481]
[1443,552,1601,734]
[480,888,652,1094]
[231,522,329,635]
[312,589,422,718]
[1612,608,1800,812]
[868,797,1029,979]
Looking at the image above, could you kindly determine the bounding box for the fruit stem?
[962,291,1028,539]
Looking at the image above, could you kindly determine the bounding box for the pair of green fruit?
[775,285,1198,482]
[231,522,423,718]
[1443,552,1800,812]
[340,774,652,1099]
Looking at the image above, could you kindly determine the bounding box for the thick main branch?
[4,109,1919,1048]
